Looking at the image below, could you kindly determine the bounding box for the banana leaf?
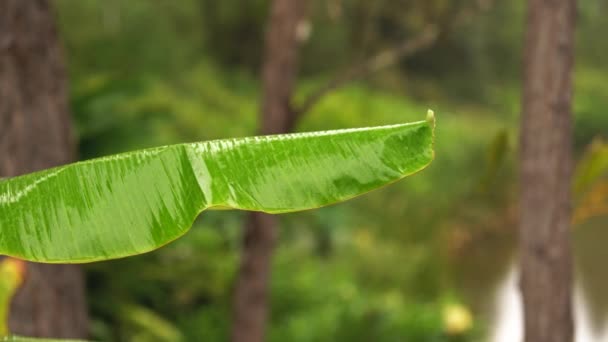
[0,112,435,263]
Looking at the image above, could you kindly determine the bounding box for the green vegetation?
[1,0,604,340]
[0,118,434,263]
[1,337,88,342]
[0,259,23,336]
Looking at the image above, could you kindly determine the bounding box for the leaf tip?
[426,109,435,126]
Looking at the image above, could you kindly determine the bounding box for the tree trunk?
[0,0,89,338]
[519,0,576,341]
[231,1,307,341]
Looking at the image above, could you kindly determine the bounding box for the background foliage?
[50,0,608,340]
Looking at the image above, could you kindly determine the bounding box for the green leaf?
[0,112,435,263]
[574,137,608,198]
[118,303,183,341]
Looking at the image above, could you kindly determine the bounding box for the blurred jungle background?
[3,0,608,341]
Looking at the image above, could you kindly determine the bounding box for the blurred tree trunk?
[0,0,89,338]
[519,0,576,341]
[231,1,307,341]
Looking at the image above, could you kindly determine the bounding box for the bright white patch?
[491,262,605,342]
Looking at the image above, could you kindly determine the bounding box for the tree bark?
[0,0,89,338]
[231,1,307,341]
[519,0,577,341]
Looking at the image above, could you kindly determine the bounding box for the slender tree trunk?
[519,0,576,341]
[231,1,307,341]
[0,0,89,338]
